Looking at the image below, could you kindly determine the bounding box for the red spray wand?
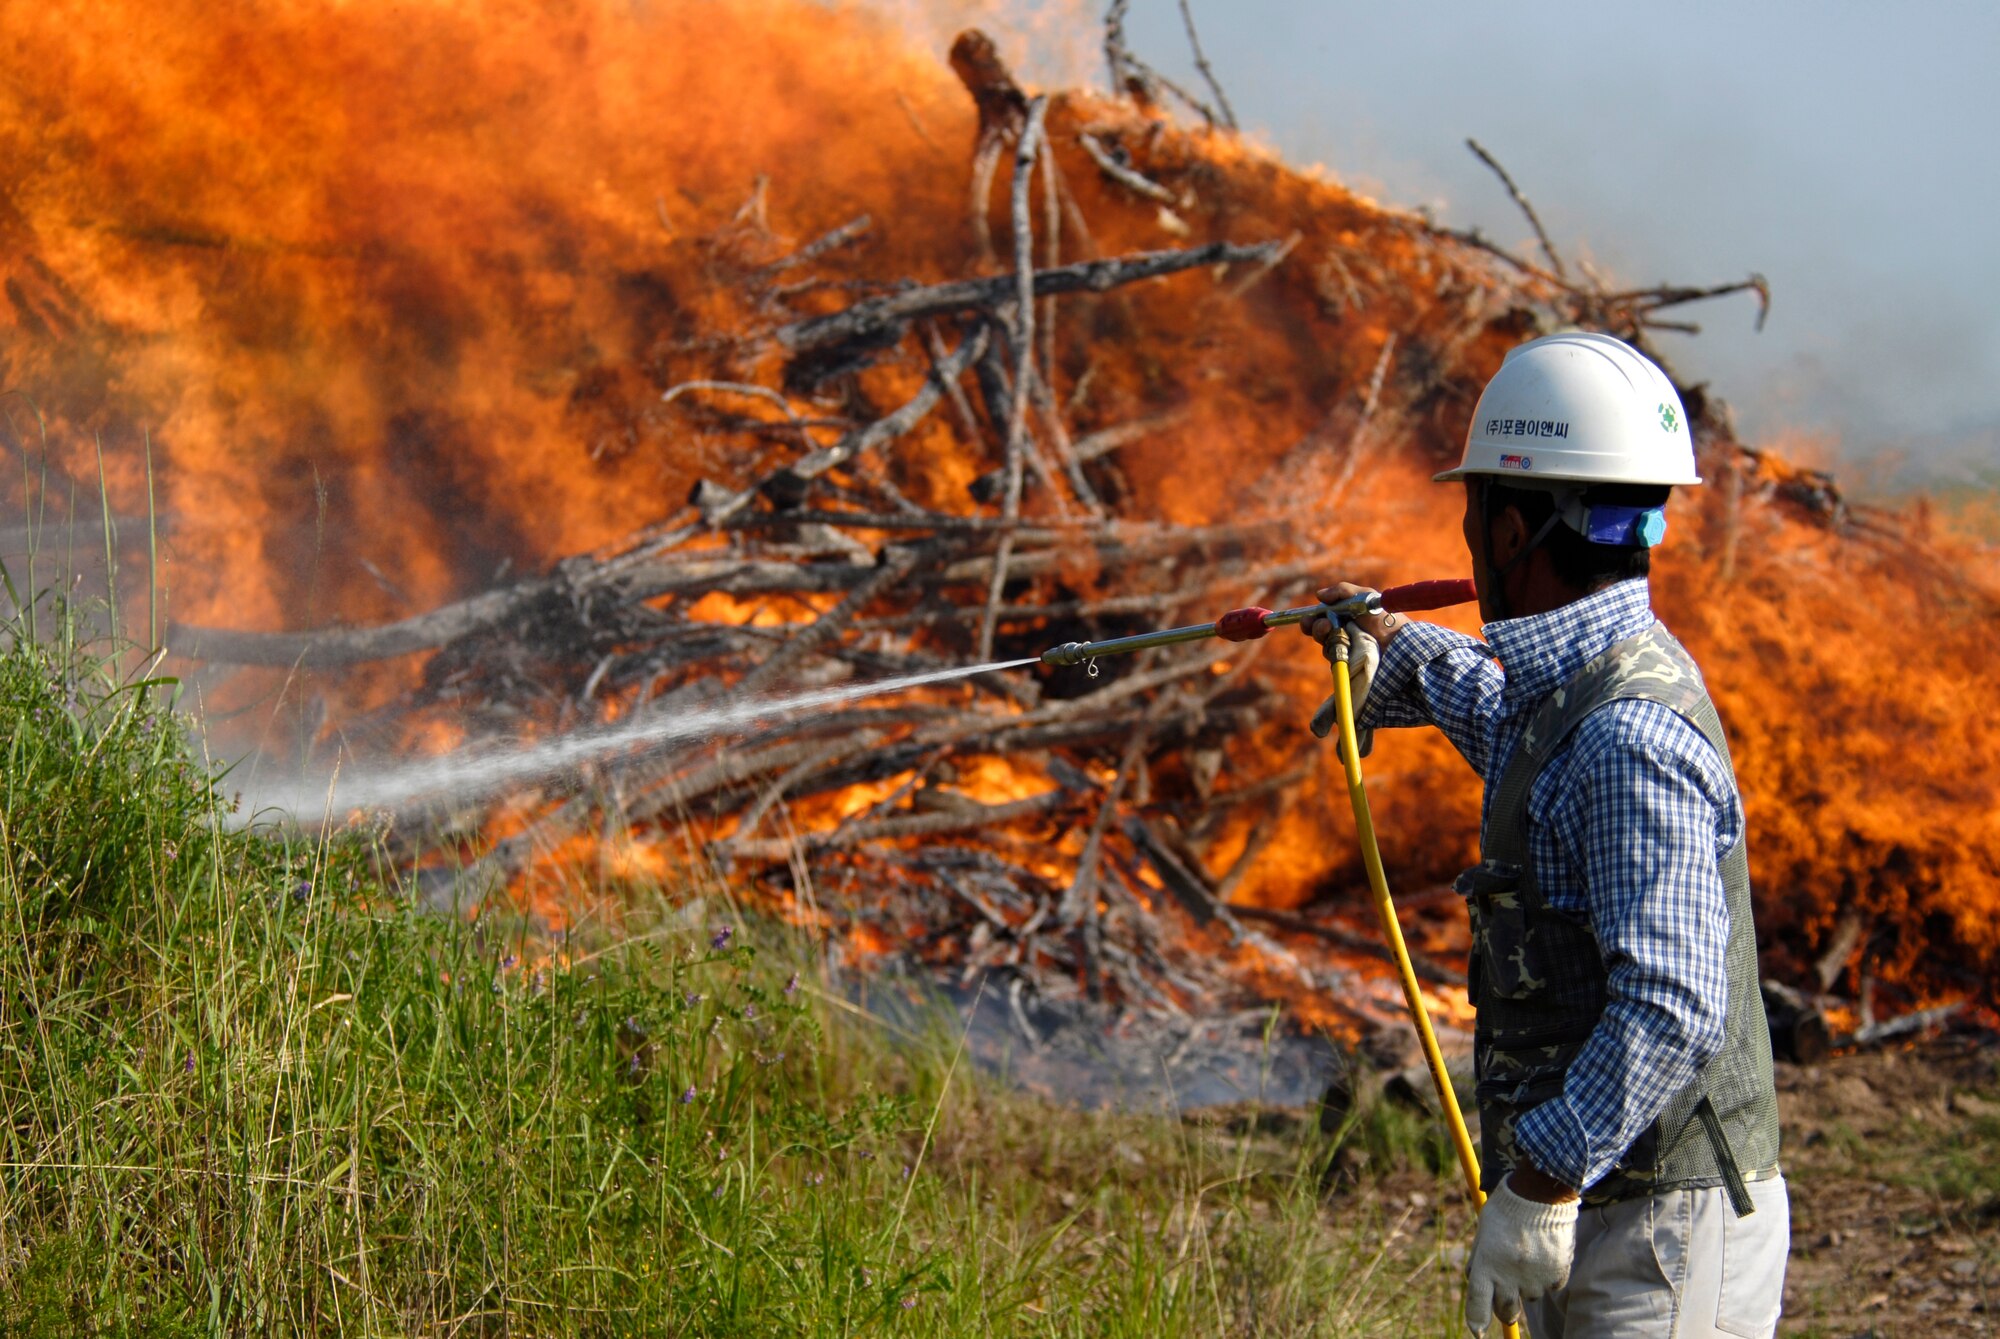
[1039,579,1477,670]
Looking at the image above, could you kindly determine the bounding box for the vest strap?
[1693,1095,1756,1217]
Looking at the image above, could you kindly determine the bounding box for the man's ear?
[1486,502,1529,571]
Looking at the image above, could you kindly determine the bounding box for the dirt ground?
[1304,1026,2000,1336]
[1776,1030,2000,1337]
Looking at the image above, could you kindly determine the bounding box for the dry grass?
[0,587,1470,1336]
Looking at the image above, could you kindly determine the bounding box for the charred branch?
[1759,979,1832,1065]
[1124,814,1224,927]
[949,30,1028,139]
[170,581,563,669]
[1102,1,1140,103]
[771,241,1284,358]
[724,790,1074,860]
[699,325,990,527]
[1077,132,1176,204]
[1229,903,1466,989]
[1464,138,1568,283]
[1176,0,1238,132]
[1608,275,1772,332]
[171,516,1287,668]
[754,214,874,279]
[979,94,1050,661]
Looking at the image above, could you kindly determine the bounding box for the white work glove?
[1463,1177,1578,1335]
[1309,623,1379,752]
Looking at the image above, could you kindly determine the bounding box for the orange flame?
[0,0,1993,1004]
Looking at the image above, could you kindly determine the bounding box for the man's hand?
[1298,582,1407,650]
[1463,1173,1579,1335]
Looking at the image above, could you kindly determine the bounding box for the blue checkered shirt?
[1358,578,1741,1191]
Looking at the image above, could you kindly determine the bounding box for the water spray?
[254,657,1039,825]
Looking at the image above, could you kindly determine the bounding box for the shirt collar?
[1482,578,1657,710]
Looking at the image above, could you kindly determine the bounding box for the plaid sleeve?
[1357,621,1504,779]
[1511,700,1740,1190]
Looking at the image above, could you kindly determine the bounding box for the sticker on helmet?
[1498,454,1532,470]
[1658,403,1679,433]
[1485,418,1569,439]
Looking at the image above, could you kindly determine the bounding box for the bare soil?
[1777,1032,2000,1337]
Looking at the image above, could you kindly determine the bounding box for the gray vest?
[1460,620,1780,1213]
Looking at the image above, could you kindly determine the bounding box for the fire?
[683,592,836,629]
[793,774,917,826]
[843,922,898,960]
[943,755,1054,805]
[0,0,975,642]
[0,0,1993,1018]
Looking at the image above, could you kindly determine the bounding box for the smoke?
[1059,0,2000,476]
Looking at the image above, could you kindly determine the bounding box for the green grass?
[0,585,1467,1335]
[1829,1097,2000,1210]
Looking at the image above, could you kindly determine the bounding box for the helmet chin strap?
[1480,478,1567,622]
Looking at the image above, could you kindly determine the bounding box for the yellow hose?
[1333,659,1522,1339]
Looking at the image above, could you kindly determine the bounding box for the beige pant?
[1523,1175,1789,1338]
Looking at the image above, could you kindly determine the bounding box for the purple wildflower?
[710,925,733,951]
[293,881,312,902]
[901,1297,917,1310]
[806,1171,824,1186]
[627,1053,643,1076]
[784,972,799,996]
[684,991,702,1007]
[501,954,518,971]
[711,1183,725,1200]
[680,1085,697,1104]
[183,1055,194,1074]
[742,1004,757,1021]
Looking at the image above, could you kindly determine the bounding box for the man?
[1302,332,1788,1337]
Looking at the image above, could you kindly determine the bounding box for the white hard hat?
[1434,331,1701,488]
